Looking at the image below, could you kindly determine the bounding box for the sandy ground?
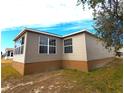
[1,59,77,93]
[2,71,77,93]
[1,59,12,64]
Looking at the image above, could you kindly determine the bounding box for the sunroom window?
[14,36,25,55]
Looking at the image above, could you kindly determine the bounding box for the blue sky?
[1,20,95,52]
[1,0,95,52]
[0,0,93,29]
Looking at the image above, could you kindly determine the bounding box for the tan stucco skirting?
[12,57,114,75]
[62,60,88,72]
[24,61,62,75]
[87,57,114,71]
[12,60,62,75]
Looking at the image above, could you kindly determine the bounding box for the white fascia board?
[14,27,93,41]
[62,29,88,37]
[25,28,62,38]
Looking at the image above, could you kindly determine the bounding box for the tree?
[77,0,123,52]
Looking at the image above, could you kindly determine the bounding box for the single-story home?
[116,48,123,57]
[4,48,14,59]
[13,28,114,75]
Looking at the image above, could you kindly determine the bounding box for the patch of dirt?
[2,71,77,93]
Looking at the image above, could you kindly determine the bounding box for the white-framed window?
[39,36,48,54]
[49,38,56,54]
[7,51,10,56]
[11,52,13,57]
[39,36,56,54]
[64,38,73,53]
[14,36,25,55]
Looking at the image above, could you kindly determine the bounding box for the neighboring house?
[116,48,123,57]
[4,48,14,59]
[13,28,114,75]
[1,52,3,58]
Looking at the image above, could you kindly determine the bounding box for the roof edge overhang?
[13,28,97,41]
[5,48,14,51]
[13,28,62,41]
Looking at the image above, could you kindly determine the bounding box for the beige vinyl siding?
[85,33,114,61]
[25,32,63,63]
[62,33,87,61]
[13,30,115,64]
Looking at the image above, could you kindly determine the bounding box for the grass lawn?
[61,58,123,93]
[1,58,123,93]
[1,59,21,80]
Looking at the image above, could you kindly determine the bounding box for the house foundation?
[12,57,113,75]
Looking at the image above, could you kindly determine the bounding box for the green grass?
[61,58,123,93]
[1,63,21,80]
[1,58,122,93]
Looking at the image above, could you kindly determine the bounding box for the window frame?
[38,36,57,54]
[39,36,48,54]
[63,38,73,53]
[11,52,13,57]
[7,51,10,57]
[14,36,25,55]
[49,38,57,54]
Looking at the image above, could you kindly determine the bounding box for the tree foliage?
[77,0,123,52]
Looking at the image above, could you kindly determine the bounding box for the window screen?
[39,36,56,54]
[64,39,73,53]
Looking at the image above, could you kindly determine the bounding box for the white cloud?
[0,0,93,30]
